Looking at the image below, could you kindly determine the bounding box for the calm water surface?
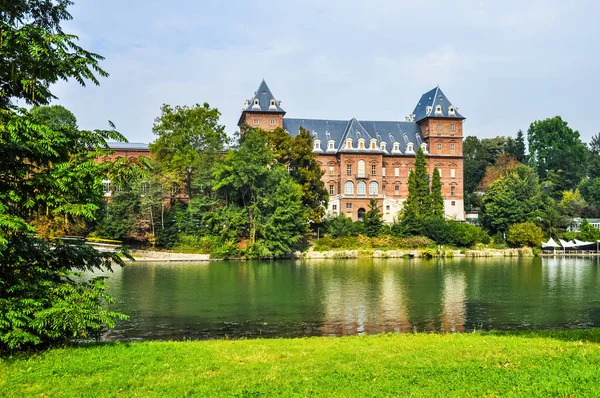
[99,257,600,341]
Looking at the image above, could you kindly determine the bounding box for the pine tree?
[430,168,444,218]
[363,198,383,237]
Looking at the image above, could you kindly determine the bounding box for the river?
[98,256,600,341]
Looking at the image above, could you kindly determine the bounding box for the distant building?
[568,218,600,232]
[238,80,465,221]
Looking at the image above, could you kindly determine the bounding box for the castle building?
[238,80,465,222]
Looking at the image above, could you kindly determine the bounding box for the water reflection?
[99,257,600,341]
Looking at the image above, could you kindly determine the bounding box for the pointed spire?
[412,86,464,122]
[242,80,285,113]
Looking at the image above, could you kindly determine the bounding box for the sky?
[52,0,600,144]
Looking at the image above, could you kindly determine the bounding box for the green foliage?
[505,130,526,163]
[578,219,600,242]
[363,198,383,237]
[30,105,78,130]
[314,235,434,251]
[213,128,307,258]
[266,127,328,225]
[481,165,543,234]
[579,177,600,209]
[323,214,356,238]
[400,147,431,233]
[0,0,108,108]
[0,0,128,350]
[421,218,489,247]
[507,222,544,248]
[588,133,600,179]
[149,103,227,199]
[430,168,444,218]
[527,116,588,194]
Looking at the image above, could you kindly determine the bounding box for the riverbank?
[2,330,599,397]
[301,247,534,259]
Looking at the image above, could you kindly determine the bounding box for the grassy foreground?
[1,331,600,397]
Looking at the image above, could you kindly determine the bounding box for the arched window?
[357,160,366,177]
[344,181,354,195]
[369,181,378,196]
[357,181,367,196]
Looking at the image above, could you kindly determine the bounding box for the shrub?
[507,222,544,248]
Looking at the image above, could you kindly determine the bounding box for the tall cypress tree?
[401,147,431,234]
[430,168,444,218]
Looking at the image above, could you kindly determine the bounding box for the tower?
[238,80,285,131]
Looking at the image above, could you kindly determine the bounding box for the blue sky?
[53,0,600,144]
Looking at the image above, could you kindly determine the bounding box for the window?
[270,119,275,126]
[450,169,456,179]
[313,141,320,150]
[371,165,376,175]
[347,165,352,175]
[451,201,456,206]
[406,143,414,152]
[393,143,400,152]
[329,185,335,195]
[346,139,353,149]
[357,160,366,177]
[394,167,400,177]
[344,181,354,195]
[346,203,352,209]
[270,100,275,106]
[450,124,455,131]
[438,168,442,177]
[450,143,455,151]
[449,106,456,115]
[382,167,386,176]
[436,124,441,130]
[382,185,386,192]
[369,181,378,196]
[102,179,111,193]
[386,205,390,211]
[409,167,413,173]
[437,144,442,151]
[358,139,365,149]
[357,181,367,196]
[394,185,400,195]
[451,186,456,196]
[436,105,442,114]
[328,141,335,150]
[329,166,334,176]
[332,204,337,211]
[253,119,259,125]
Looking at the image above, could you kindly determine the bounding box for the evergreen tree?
[403,147,430,220]
[363,198,383,237]
[587,133,600,179]
[430,168,444,218]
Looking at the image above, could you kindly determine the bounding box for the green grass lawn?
[1,330,600,397]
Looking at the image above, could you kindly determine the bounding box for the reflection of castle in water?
[318,264,468,335]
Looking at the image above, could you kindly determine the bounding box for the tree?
[481,165,543,234]
[213,128,307,257]
[478,153,521,191]
[266,127,328,225]
[578,219,600,242]
[507,222,543,248]
[150,103,227,199]
[579,177,600,210]
[587,133,600,179]
[0,0,128,350]
[30,105,77,130]
[403,147,430,223]
[506,130,526,163]
[527,116,588,193]
[363,198,383,237]
[430,168,444,218]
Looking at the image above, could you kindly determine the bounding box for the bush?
[313,235,433,251]
[507,222,544,248]
[421,218,489,247]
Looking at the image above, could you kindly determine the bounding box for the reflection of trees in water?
[442,271,466,332]
[319,264,411,336]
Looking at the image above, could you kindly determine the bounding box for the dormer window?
[406,143,414,153]
[328,140,335,150]
[346,138,353,149]
[448,106,456,115]
[370,139,377,150]
[252,99,260,109]
[420,143,428,153]
[313,140,321,151]
[392,142,400,153]
[270,100,275,106]
[254,99,259,105]
[269,99,277,110]
[435,105,442,114]
[380,142,387,151]
[358,138,365,149]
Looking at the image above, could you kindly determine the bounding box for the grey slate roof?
[283,118,424,154]
[412,86,464,122]
[107,142,149,150]
[242,80,285,113]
